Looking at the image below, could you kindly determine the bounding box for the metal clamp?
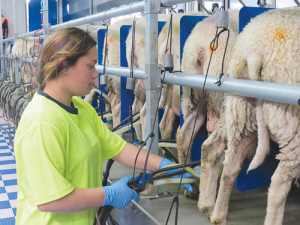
[126,77,136,90]
[162,54,174,72]
[100,74,107,86]
[215,8,229,28]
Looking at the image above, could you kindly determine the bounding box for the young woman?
[14,27,196,225]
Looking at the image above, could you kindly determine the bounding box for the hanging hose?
[166,26,230,225]
[129,19,137,142]
[99,25,109,122]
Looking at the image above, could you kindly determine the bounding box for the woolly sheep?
[101,18,133,129]
[157,12,205,140]
[126,15,169,141]
[209,7,300,225]
[178,10,239,202]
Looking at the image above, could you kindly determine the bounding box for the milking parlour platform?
[0,114,300,225]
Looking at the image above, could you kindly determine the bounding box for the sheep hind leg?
[198,130,226,217]
[132,98,144,141]
[176,107,206,164]
[210,133,257,225]
[159,105,177,140]
[140,103,147,141]
[264,158,300,225]
[176,107,206,199]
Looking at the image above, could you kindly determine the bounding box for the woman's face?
[64,46,98,96]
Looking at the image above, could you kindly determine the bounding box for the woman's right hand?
[102,177,140,209]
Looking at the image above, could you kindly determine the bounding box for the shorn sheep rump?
[102,18,133,129]
[157,12,205,140]
[126,15,169,141]
[178,11,239,200]
[210,7,300,225]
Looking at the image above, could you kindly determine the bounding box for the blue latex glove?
[102,177,140,209]
[159,158,201,192]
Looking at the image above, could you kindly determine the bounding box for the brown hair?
[36,26,97,90]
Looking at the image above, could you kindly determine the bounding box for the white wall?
[1,0,26,38]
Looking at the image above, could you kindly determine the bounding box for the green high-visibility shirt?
[15,89,126,225]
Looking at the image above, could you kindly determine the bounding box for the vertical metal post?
[224,0,230,10]
[145,0,160,156]
[93,0,98,15]
[271,0,276,7]
[57,0,63,24]
[43,0,50,42]
[89,0,93,15]
[13,0,19,84]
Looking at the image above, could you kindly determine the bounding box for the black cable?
[111,111,140,132]
[161,147,178,164]
[213,28,230,86]
[132,71,167,188]
[129,19,137,142]
[102,25,109,78]
[165,14,173,54]
[130,20,136,79]
[100,86,104,122]
[166,28,226,225]
[129,91,136,142]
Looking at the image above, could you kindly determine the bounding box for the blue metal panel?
[48,0,57,26]
[63,0,89,21]
[237,140,279,192]
[179,15,208,162]
[97,29,109,122]
[120,25,134,125]
[236,6,278,192]
[119,21,166,128]
[239,6,275,33]
[62,0,72,22]
[29,0,57,32]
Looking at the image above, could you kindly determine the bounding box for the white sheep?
[101,18,133,129]
[157,12,205,140]
[126,15,169,141]
[178,10,239,202]
[210,7,300,225]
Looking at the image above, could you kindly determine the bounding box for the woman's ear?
[59,58,68,70]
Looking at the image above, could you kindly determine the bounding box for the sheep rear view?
[211,7,300,225]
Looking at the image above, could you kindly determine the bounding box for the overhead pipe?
[2,0,196,42]
[43,0,50,41]
[294,0,300,6]
[95,65,300,106]
[161,0,197,7]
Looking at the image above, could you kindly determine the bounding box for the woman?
[14,27,196,225]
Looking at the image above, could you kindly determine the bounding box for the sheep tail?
[248,99,270,172]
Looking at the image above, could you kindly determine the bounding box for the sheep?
[11,37,43,85]
[77,24,104,42]
[177,11,239,201]
[126,15,169,141]
[101,18,133,129]
[157,12,206,140]
[209,7,300,225]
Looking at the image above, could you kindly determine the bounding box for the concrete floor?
[107,160,300,225]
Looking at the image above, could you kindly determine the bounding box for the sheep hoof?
[211,216,226,225]
[199,205,214,217]
[183,183,199,199]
